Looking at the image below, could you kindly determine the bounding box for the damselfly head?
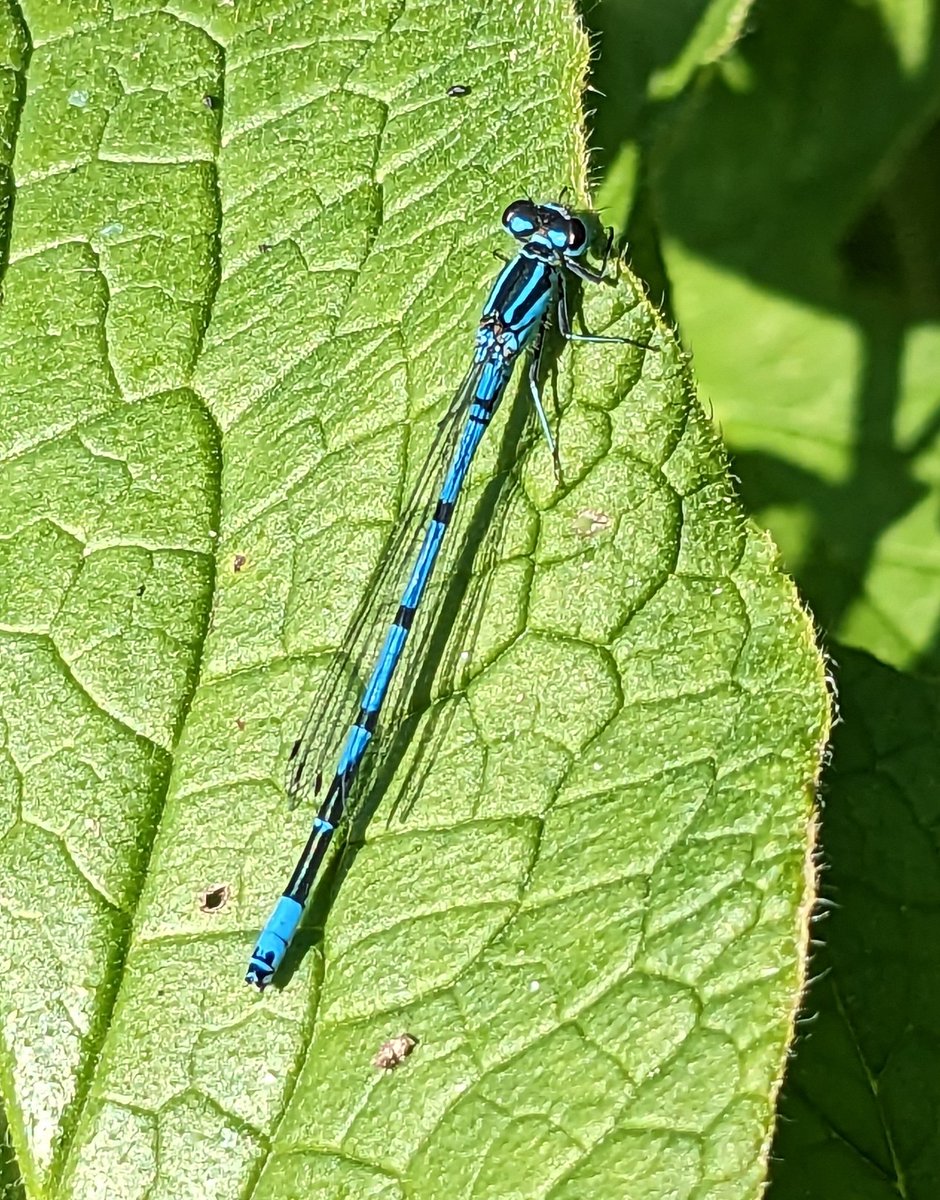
[501,199,588,258]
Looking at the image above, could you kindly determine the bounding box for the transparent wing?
[360,383,540,824]
[286,359,487,809]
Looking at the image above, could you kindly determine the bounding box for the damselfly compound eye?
[502,199,539,240]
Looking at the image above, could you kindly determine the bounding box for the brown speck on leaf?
[233,554,247,572]
[235,718,246,731]
[199,883,231,913]
[373,1032,418,1071]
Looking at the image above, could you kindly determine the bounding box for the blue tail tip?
[246,948,276,990]
[246,895,303,990]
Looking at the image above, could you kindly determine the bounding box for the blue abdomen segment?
[337,721,373,775]
[246,895,304,989]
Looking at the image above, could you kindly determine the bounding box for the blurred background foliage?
[584,0,940,1194]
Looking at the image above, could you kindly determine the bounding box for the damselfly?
[247,198,647,989]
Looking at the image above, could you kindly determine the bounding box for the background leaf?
[0,2,827,1197]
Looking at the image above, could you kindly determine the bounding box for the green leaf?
[0,2,828,1198]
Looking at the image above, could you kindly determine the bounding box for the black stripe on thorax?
[488,255,553,327]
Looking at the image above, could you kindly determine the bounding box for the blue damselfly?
[247,199,646,989]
